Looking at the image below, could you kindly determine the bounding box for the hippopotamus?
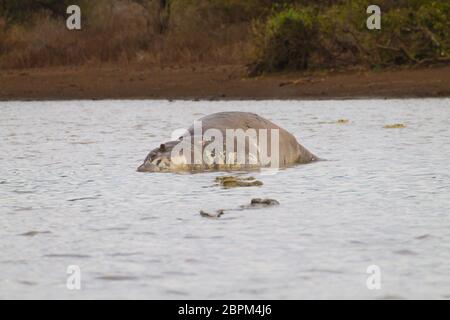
[137,112,318,172]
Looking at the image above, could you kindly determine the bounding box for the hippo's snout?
[137,161,160,172]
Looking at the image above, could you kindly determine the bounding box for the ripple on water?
[239,288,267,296]
[348,240,368,245]
[19,231,51,237]
[164,289,189,296]
[13,206,34,212]
[163,271,197,277]
[305,268,345,274]
[393,249,418,256]
[1,260,28,265]
[140,216,160,221]
[108,252,142,257]
[96,275,139,281]
[44,254,91,259]
[376,295,406,300]
[184,234,202,239]
[12,190,35,194]
[104,226,129,231]
[69,141,98,145]
[414,234,431,240]
[67,196,100,202]
[17,280,38,286]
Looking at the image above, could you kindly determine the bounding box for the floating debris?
[240,198,280,209]
[318,119,350,125]
[199,198,279,218]
[384,123,406,129]
[199,209,224,218]
[215,176,263,188]
[250,198,280,206]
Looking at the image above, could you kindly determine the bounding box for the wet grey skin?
[137,112,319,172]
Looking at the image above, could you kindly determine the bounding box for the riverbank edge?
[0,64,449,101]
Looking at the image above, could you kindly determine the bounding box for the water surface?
[1,99,449,299]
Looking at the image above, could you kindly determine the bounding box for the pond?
[0,99,449,299]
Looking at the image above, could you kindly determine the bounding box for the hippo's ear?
[160,144,166,152]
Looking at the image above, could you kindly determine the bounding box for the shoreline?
[0,64,449,101]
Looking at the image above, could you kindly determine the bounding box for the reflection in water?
[0,99,449,299]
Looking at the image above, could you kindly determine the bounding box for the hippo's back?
[189,112,282,133]
[186,112,316,166]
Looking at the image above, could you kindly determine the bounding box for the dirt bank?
[0,65,449,101]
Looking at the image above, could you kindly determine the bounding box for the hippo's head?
[137,141,178,172]
[137,134,210,172]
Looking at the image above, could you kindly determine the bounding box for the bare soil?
[0,64,449,101]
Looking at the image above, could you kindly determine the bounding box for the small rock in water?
[384,123,406,129]
[215,176,263,188]
[200,209,224,218]
[251,198,280,206]
[240,198,280,209]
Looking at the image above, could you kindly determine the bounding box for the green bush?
[253,6,318,72]
[417,1,450,56]
[250,0,450,74]
[373,1,449,64]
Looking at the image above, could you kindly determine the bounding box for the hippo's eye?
[156,159,162,166]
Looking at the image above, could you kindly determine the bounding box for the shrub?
[250,0,450,73]
[0,0,448,70]
[252,6,318,72]
[417,1,450,57]
[371,1,449,65]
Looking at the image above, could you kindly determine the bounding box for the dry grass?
[0,0,253,69]
[0,17,6,55]
[0,1,156,68]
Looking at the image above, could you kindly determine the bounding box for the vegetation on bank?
[250,0,449,74]
[0,0,448,73]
